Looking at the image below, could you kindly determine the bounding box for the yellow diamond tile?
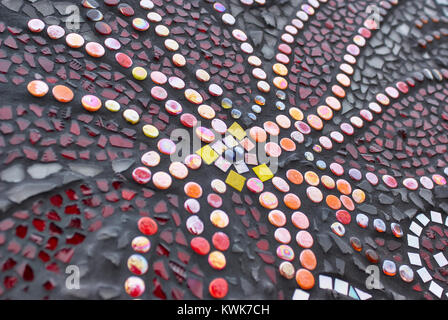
[227,122,246,141]
[225,170,247,192]
[196,145,219,165]
[253,163,274,182]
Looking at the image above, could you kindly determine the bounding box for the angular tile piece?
[27,163,62,179]
[7,182,58,204]
[1,164,25,183]
[348,286,360,300]
[234,161,249,174]
[354,288,372,300]
[196,145,219,165]
[408,252,422,266]
[433,252,448,267]
[69,163,103,177]
[225,170,246,192]
[227,122,246,141]
[214,156,232,172]
[409,221,423,236]
[253,163,273,182]
[318,275,332,290]
[292,288,310,300]
[334,278,348,295]
[240,137,255,151]
[245,153,258,166]
[416,213,430,226]
[417,267,432,283]
[429,281,443,298]
[223,135,239,148]
[407,234,420,249]
[430,211,443,224]
[211,140,227,155]
[111,159,135,173]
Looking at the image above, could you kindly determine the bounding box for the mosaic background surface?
[0,0,448,300]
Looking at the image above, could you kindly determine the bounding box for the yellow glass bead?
[142,124,159,138]
[198,104,215,119]
[289,107,304,121]
[105,100,121,112]
[123,109,140,124]
[273,63,288,76]
[132,67,147,80]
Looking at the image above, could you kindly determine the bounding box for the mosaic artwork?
[0,0,447,301]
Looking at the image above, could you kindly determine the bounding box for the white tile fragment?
[355,288,372,300]
[223,135,238,148]
[417,267,432,283]
[409,222,423,236]
[407,234,420,249]
[408,252,422,266]
[292,289,310,300]
[433,252,448,267]
[334,278,349,295]
[233,161,249,174]
[416,213,430,226]
[430,211,443,224]
[211,140,227,155]
[319,275,333,290]
[429,281,443,299]
[214,156,231,172]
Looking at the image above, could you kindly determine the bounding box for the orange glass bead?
[52,85,74,103]
[184,182,203,198]
[296,269,315,290]
[27,80,49,97]
[208,251,226,270]
[283,193,301,210]
[300,249,317,270]
[326,195,342,210]
[268,210,286,227]
[280,137,296,152]
[286,169,303,185]
[336,179,352,195]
